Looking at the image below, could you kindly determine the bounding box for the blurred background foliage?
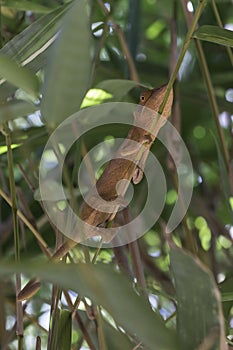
[0,0,232,349]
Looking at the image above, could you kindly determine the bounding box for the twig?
[211,0,233,66]
[123,209,148,298]
[159,0,208,115]
[2,123,23,348]
[36,336,41,350]
[64,291,97,350]
[96,0,139,82]
[0,188,51,258]
[181,0,230,171]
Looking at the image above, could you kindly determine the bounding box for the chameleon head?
[139,83,173,118]
[134,83,173,133]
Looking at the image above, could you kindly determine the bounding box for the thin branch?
[159,0,208,115]
[96,0,139,82]
[211,0,233,66]
[181,0,230,171]
[0,188,51,258]
[124,209,148,298]
[2,123,23,348]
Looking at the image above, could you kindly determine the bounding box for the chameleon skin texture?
[79,84,173,232]
[51,83,173,259]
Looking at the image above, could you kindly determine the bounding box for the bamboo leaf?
[0,100,37,123]
[0,4,69,100]
[2,0,52,13]
[0,4,69,65]
[212,132,233,222]
[0,261,180,350]
[0,55,39,98]
[96,79,140,100]
[96,79,151,100]
[103,318,133,350]
[170,248,227,350]
[219,275,233,333]
[57,310,72,350]
[193,25,233,47]
[41,0,93,127]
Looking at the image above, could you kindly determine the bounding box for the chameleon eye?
[140,95,145,101]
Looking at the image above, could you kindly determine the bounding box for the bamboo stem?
[159,0,207,114]
[2,123,23,348]
[181,0,230,171]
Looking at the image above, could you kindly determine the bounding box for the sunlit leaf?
[0,143,19,154]
[81,88,112,108]
[146,20,165,40]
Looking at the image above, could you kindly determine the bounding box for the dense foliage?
[0,0,232,349]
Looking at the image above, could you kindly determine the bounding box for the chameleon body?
[54,83,173,256]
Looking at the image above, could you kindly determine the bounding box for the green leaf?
[96,79,139,100]
[170,248,227,350]
[212,132,233,222]
[0,100,37,123]
[193,25,233,48]
[77,309,133,349]
[81,88,113,108]
[221,292,233,302]
[103,319,133,350]
[57,310,72,350]
[0,4,70,100]
[34,180,82,201]
[41,0,93,128]
[2,0,52,13]
[0,261,180,350]
[0,4,69,65]
[0,55,39,98]
[219,275,233,332]
[96,79,151,101]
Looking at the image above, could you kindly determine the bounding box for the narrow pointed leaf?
[0,261,180,350]
[193,25,233,47]
[103,319,133,350]
[0,4,69,100]
[57,310,72,350]
[0,5,69,66]
[96,79,139,100]
[96,79,152,101]
[41,0,93,127]
[170,248,227,350]
[0,100,37,123]
[0,55,39,98]
[2,0,52,13]
[212,132,233,222]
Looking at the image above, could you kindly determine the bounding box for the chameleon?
[53,83,173,257]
